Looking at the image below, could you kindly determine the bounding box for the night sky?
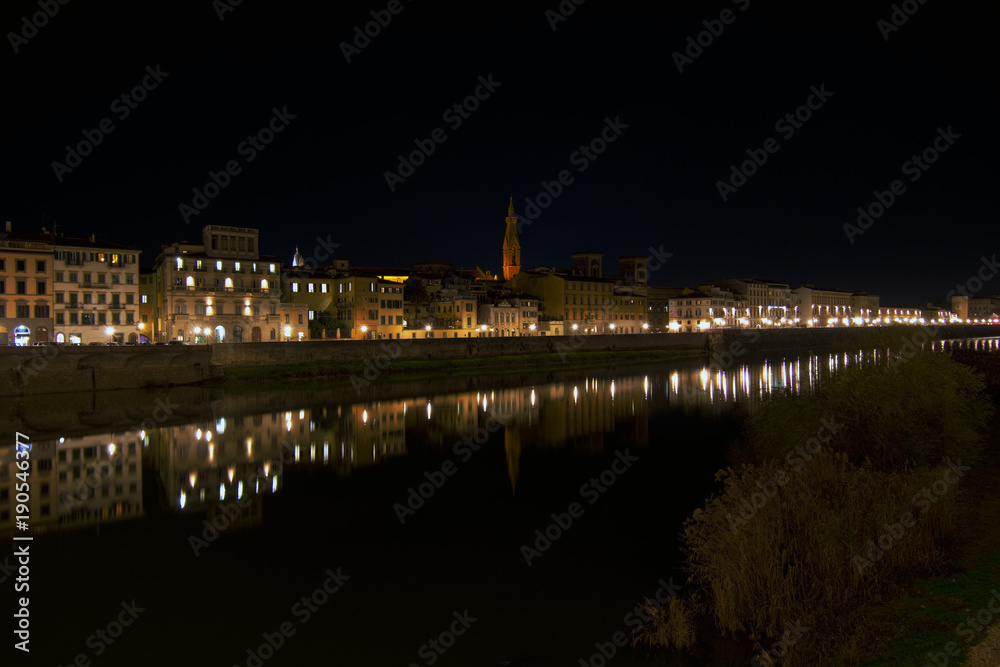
[2,0,995,306]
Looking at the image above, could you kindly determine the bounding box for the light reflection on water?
[3,338,997,537]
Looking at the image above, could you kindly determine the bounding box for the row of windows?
[0,304,48,318]
[0,259,46,273]
[55,312,134,326]
[176,257,273,273]
[54,271,134,285]
[176,276,270,291]
[565,296,612,306]
[172,302,278,317]
[566,282,612,291]
[55,251,135,265]
[55,293,133,305]
[209,234,256,253]
[0,279,45,295]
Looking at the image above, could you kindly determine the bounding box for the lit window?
[307,283,314,293]
[321,284,327,293]
[216,261,223,271]
[269,264,276,273]
[176,257,183,271]
[292,283,299,293]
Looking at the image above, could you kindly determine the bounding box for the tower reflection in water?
[5,340,995,536]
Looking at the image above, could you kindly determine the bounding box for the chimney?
[5,221,10,233]
[89,234,95,243]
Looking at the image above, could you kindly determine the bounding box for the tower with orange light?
[502,197,521,280]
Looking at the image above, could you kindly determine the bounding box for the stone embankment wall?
[0,346,221,397]
[0,324,993,396]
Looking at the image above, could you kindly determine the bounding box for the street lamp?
[105,326,115,344]
[283,325,292,341]
[360,325,368,340]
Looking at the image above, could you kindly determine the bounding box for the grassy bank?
[219,347,707,388]
[635,347,999,665]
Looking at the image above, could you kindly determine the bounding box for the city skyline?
[2,1,995,307]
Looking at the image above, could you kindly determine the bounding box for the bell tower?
[502,196,521,280]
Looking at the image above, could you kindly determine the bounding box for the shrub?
[633,595,697,651]
[681,451,961,664]
[746,351,991,471]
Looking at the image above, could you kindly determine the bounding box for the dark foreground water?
[2,337,998,667]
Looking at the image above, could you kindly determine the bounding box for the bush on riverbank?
[744,351,990,471]
[641,350,991,665]
[681,451,960,664]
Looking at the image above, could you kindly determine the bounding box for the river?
[2,337,998,666]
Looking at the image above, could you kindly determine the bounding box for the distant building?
[153,225,306,343]
[51,235,141,344]
[0,222,53,345]
[791,284,854,326]
[709,278,791,327]
[668,286,741,332]
[502,198,521,281]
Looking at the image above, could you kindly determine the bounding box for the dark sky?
[2,0,995,306]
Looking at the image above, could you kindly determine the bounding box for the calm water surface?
[3,338,997,666]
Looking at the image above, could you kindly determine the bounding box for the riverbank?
[220,348,707,389]
[0,325,994,397]
[637,346,1000,666]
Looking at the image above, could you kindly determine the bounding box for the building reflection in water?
[0,430,144,536]
[4,340,995,536]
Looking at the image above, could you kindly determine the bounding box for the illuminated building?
[153,225,306,343]
[51,236,141,344]
[0,222,53,345]
[502,197,521,280]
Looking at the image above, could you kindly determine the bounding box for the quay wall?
[0,324,994,396]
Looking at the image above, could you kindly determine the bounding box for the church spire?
[502,198,521,281]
